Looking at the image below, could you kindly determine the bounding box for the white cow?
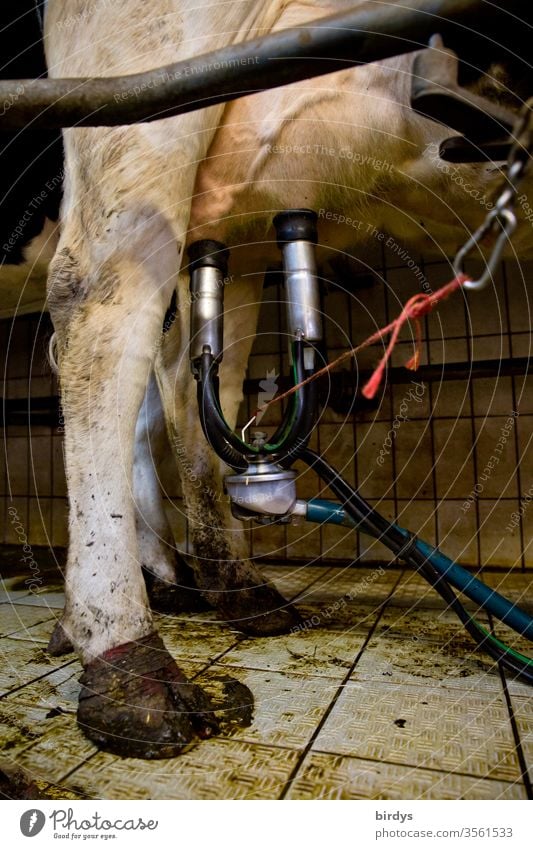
[41,0,531,757]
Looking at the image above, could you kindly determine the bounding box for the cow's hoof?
[196,674,254,729]
[77,632,219,759]
[144,571,211,615]
[216,585,301,636]
[47,620,74,656]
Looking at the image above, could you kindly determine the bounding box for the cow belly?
[189,58,526,258]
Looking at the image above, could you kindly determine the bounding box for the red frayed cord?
[361,272,470,399]
[256,272,471,417]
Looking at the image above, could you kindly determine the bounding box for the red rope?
[256,272,470,416]
[361,272,470,399]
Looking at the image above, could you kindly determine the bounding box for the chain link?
[454,96,533,291]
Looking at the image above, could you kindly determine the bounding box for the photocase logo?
[256,369,279,423]
[20,810,46,837]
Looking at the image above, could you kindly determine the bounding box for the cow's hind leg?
[157,274,300,635]
[47,217,226,757]
[134,371,209,614]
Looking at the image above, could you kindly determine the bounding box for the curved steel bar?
[0,0,529,128]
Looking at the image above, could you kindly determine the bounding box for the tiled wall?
[1,247,532,569]
[238,247,532,570]
[1,314,68,550]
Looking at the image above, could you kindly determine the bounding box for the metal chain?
[454,96,533,291]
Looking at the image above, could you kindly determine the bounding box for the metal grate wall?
[1,248,532,569]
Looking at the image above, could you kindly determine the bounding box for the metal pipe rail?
[0,0,530,129]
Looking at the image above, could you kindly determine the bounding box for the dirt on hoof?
[77,632,220,759]
[215,585,302,636]
[46,620,74,656]
[196,674,254,730]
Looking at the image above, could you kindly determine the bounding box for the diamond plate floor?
[0,562,531,800]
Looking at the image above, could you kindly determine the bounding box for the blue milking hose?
[398,532,533,640]
[306,499,349,526]
[304,498,533,640]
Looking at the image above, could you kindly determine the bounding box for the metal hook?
[454,207,517,291]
